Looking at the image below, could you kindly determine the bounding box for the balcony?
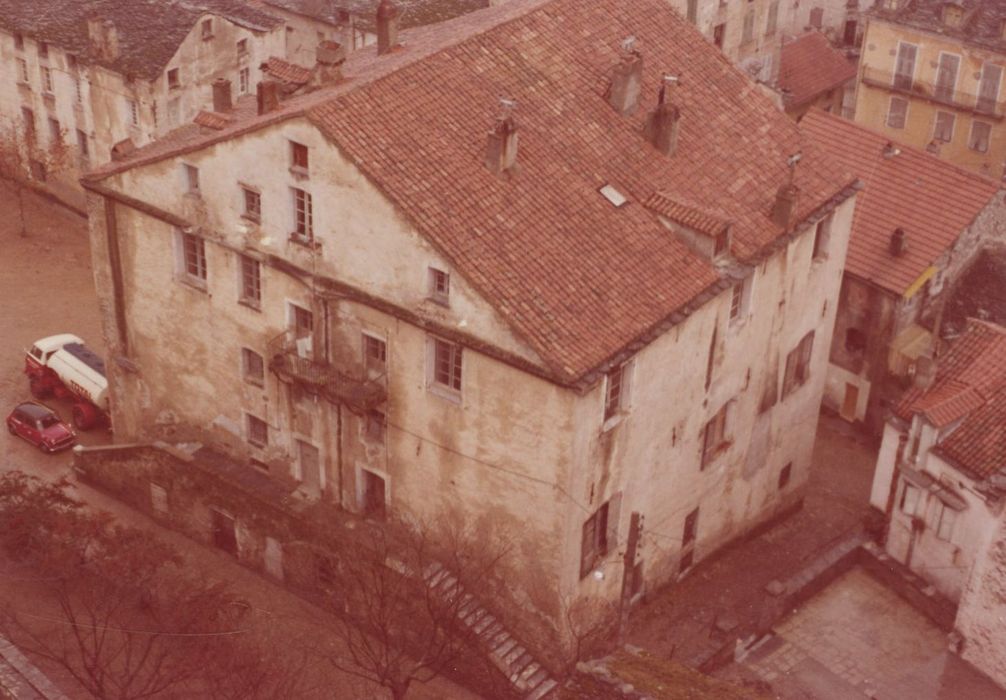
[861,66,1005,120]
[267,331,386,412]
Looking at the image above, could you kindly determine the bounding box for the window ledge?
[426,294,450,308]
[601,412,626,433]
[289,234,321,250]
[244,377,265,388]
[177,276,208,293]
[289,166,309,179]
[240,213,261,225]
[238,298,262,312]
[428,383,462,405]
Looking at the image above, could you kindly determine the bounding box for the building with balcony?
[868,318,1006,690]
[801,109,1006,432]
[853,0,1006,176]
[81,0,857,654]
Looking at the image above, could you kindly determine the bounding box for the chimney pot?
[890,227,908,256]
[643,75,681,155]
[212,78,233,112]
[608,52,644,116]
[256,80,281,115]
[486,103,519,175]
[771,184,800,230]
[376,0,400,55]
[312,40,346,85]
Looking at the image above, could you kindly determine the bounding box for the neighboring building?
[802,109,1005,431]
[0,0,300,206]
[82,0,857,651]
[777,32,857,120]
[792,0,873,48]
[943,246,1006,337]
[854,0,1006,177]
[869,318,1006,691]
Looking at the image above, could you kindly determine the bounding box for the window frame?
[290,141,309,173]
[781,330,815,399]
[969,120,992,153]
[241,185,261,222]
[238,254,262,309]
[933,111,955,143]
[935,503,956,541]
[429,336,463,398]
[603,362,631,423]
[48,117,61,144]
[812,214,832,261]
[886,96,908,129]
[167,67,180,90]
[246,413,268,447]
[701,401,732,468]
[40,65,53,94]
[37,41,48,60]
[290,187,314,244]
[177,230,208,289]
[17,58,29,84]
[201,18,214,40]
[363,333,387,371]
[900,481,920,515]
[241,347,265,386]
[13,32,24,51]
[184,163,200,195]
[428,266,450,305]
[977,62,1002,113]
[579,501,611,579]
[127,98,139,127]
[236,38,248,56]
[239,67,250,94]
[741,11,755,44]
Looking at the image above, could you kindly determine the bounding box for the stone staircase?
[424,563,558,700]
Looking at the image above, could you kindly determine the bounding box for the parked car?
[5,402,77,453]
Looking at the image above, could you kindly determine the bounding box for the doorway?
[361,469,386,519]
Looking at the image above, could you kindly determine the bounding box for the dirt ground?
[0,181,479,700]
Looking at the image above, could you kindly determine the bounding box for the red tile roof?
[778,32,857,109]
[897,320,1006,479]
[262,56,313,87]
[644,193,731,238]
[801,109,1000,295]
[90,0,855,383]
[193,111,234,130]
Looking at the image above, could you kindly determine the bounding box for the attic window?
[202,19,214,40]
[38,41,48,59]
[13,32,24,51]
[599,184,628,207]
[167,68,180,90]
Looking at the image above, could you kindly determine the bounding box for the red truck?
[24,334,109,431]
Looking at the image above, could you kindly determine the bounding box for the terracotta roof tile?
[193,110,234,130]
[898,319,1006,479]
[778,32,857,109]
[92,0,855,382]
[644,193,730,238]
[801,109,1000,295]
[262,56,312,86]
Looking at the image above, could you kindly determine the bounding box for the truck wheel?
[30,378,52,399]
[72,403,99,431]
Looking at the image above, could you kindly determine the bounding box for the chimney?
[643,75,681,155]
[607,37,644,116]
[883,141,901,158]
[312,40,346,85]
[925,139,941,156]
[771,152,801,230]
[257,80,281,115]
[889,227,908,256]
[212,78,232,112]
[110,138,135,161]
[376,0,400,56]
[485,99,519,175]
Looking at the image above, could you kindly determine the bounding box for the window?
[366,410,386,441]
[683,507,698,547]
[701,401,731,467]
[290,141,309,172]
[969,121,991,153]
[239,255,261,307]
[13,32,23,51]
[74,77,83,103]
[48,118,60,144]
[580,501,611,579]
[76,129,89,164]
[67,53,77,71]
[431,338,462,393]
[291,188,313,243]
[934,53,960,102]
[21,107,35,146]
[730,278,751,322]
[742,12,754,44]
[239,67,250,94]
[40,66,53,93]
[603,363,629,421]
[713,23,725,48]
[241,186,261,221]
[428,267,450,304]
[17,58,29,84]
[933,111,955,143]
[977,63,1002,114]
[37,41,48,59]
[687,0,698,22]
[201,18,214,40]
[167,68,180,90]
[237,38,248,56]
[363,333,387,369]
[766,1,779,35]
[844,327,866,353]
[241,347,264,386]
[290,303,313,339]
[886,97,908,129]
[812,214,831,260]
[809,7,824,28]
[778,463,792,489]
[184,164,200,194]
[900,482,920,514]
[178,231,207,286]
[246,413,268,446]
[127,99,139,127]
[935,504,956,541]
[893,43,917,90]
[782,331,815,398]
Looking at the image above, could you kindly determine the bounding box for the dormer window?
[428,267,450,305]
[201,19,214,40]
[941,3,964,27]
[13,32,24,51]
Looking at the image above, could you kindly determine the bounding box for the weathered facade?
[854,0,1006,176]
[802,109,1006,432]
[83,0,857,651]
[869,319,1006,690]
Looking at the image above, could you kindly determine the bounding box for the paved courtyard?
[735,567,1004,700]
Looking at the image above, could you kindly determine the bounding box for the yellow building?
[854,0,1006,177]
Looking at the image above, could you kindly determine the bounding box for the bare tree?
[0,473,308,700]
[555,594,618,678]
[295,513,512,700]
[0,117,71,237]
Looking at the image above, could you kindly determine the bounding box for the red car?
[6,402,77,453]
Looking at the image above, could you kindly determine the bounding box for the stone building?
[0,0,341,207]
[854,0,1006,177]
[802,109,1005,432]
[82,0,857,650]
[778,32,858,120]
[868,318,1006,690]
